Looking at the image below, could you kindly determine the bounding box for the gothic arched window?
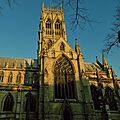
[3,93,14,111]
[48,40,52,49]
[25,93,36,112]
[105,86,118,110]
[16,72,21,84]
[46,18,52,35]
[8,72,13,83]
[60,42,65,51]
[32,73,38,85]
[90,84,101,110]
[25,73,31,85]
[0,71,4,82]
[54,55,76,99]
[55,19,61,35]
[55,19,61,29]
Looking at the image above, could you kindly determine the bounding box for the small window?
[60,42,65,51]
[48,40,52,49]
[3,93,14,111]
[8,72,13,83]
[32,73,38,84]
[0,71,4,82]
[25,73,30,84]
[16,72,21,84]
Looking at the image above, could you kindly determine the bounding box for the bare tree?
[41,0,93,30]
[0,0,16,10]
[103,6,120,54]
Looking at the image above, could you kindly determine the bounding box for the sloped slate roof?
[0,57,38,68]
[84,62,103,72]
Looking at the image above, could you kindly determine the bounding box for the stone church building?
[0,3,120,120]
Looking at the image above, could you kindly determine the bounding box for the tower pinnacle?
[75,39,80,54]
[42,2,44,11]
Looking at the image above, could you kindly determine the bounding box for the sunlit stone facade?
[0,3,120,120]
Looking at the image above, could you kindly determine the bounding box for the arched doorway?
[63,106,72,120]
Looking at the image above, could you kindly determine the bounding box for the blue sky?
[0,0,120,77]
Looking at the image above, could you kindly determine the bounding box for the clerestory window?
[16,72,21,84]
[8,72,13,83]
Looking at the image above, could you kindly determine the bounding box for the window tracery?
[54,55,76,99]
[55,19,61,35]
[46,18,52,35]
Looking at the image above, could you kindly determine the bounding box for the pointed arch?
[48,39,52,49]
[60,42,65,51]
[90,84,101,110]
[25,92,36,112]
[105,86,118,110]
[54,54,76,99]
[46,18,52,29]
[3,93,14,111]
[55,19,61,29]
[63,106,73,120]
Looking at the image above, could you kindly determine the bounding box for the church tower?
[38,3,67,63]
[37,3,90,120]
[37,3,120,120]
